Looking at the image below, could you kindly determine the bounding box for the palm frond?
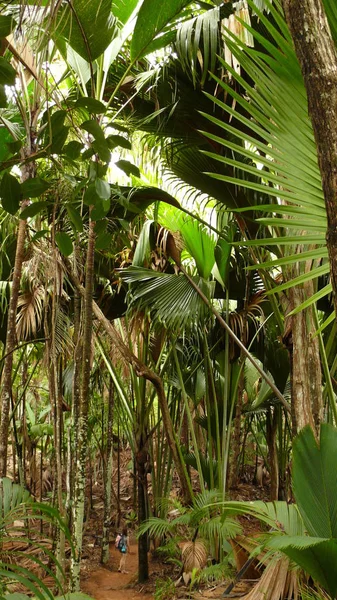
[200,0,327,310]
[16,283,45,341]
[119,266,212,331]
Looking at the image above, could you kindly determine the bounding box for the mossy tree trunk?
[70,218,96,591]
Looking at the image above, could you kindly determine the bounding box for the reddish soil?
[81,543,154,600]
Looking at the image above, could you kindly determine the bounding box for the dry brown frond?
[181,539,208,585]
[16,284,44,340]
[241,557,299,600]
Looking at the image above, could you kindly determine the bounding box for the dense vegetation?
[0,0,337,598]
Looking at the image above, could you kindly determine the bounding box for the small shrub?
[154,577,176,600]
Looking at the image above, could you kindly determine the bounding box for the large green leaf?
[131,0,192,59]
[21,178,51,198]
[267,536,337,600]
[0,15,16,38]
[74,97,106,114]
[0,57,16,85]
[158,205,216,278]
[132,219,153,266]
[115,159,140,178]
[81,120,110,163]
[0,477,30,519]
[0,84,7,108]
[112,0,140,24]
[53,0,117,61]
[293,424,337,539]
[55,232,73,257]
[0,173,21,214]
[66,204,83,233]
[20,201,48,219]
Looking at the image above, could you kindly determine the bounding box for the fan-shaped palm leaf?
[120,266,211,330]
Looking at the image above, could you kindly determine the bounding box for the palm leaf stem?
[173,346,205,490]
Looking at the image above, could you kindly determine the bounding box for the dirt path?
[81,543,154,600]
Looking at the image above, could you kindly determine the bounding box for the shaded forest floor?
[81,543,154,600]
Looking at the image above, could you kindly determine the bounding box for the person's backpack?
[118,534,127,553]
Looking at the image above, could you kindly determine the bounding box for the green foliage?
[0,173,21,214]
[154,577,176,600]
[20,201,48,220]
[0,15,16,38]
[55,232,73,257]
[53,0,117,61]
[115,159,140,178]
[138,489,241,552]
[264,425,337,599]
[200,0,328,313]
[120,266,211,330]
[21,178,51,198]
[0,57,16,86]
[131,0,191,60]
[0,478,72,598]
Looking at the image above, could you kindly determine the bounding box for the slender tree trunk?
[0,168,32,476]
[136,442,149,583]
[266,408,279,501]
[101,381,114,564]
[228,372,245,490]
[22,356,28,486]
[229,280,249,490]
[282,1,337,323]
[46,211,66,585]
[70,218,96,591]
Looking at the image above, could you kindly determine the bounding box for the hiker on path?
[116,527,130,573]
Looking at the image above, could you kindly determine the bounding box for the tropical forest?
[0,0,336,599]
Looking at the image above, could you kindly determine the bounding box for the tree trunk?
[282,1,337,322]
[0,194,30,476]
[228,369,245,490]
[101,381,114,564]
[70,218,95,591]
[284,280,322,433]
[266,408,279,501]
[136,443,149,583]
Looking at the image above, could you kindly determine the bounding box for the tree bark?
[283,279,323,433]
[266,408,279,501]
[101,381,114,564]
[282,0,337,321]
[0,198,29,476]
[136,443,149,582]
[70,218,96,591]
